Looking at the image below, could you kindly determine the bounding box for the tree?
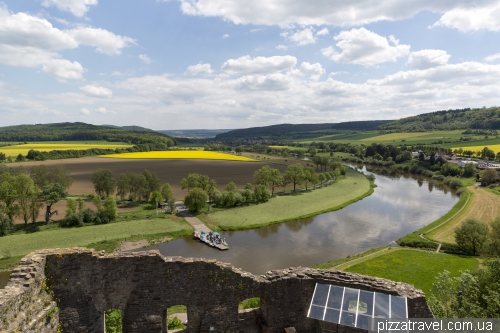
[41,183,67,224]
[102,196,118,221]
[253,184,270,202]
[284,163,305,192]
[225,181,237,192]
[142,170,161,201]
[66,198,77,216]
[303,167,318,191]
[77,198,85,212]
[0,211,12,236]
[14,174,38,227]
[481,169,498,185]
[92,195,102,211]
[184,187,208,212]
[30,165,51,190]
[28,197,43,223]
[0,173,20,221]
[455,218,489,255]
[235,147,243,155]
[244,183,253,190]
[318,173,326,187]
[311,156,322,170]
[51,165,73,190]
[254,165,282,196]
[130,173,148,201]
[489,217,500,255]
[116,171,134,200]
[91,169,116,197]
[16,153,25,162]
[161,183,174,202]
[463,162,476,178]
[150,190,163,207]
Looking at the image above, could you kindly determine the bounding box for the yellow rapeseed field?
[101,151,259,162]
[451,144,500,154]
[360,132,432,141]
[0,143,133,157]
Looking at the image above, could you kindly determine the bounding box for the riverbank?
[0,217,192,271]
[199,167,373,230]
[314,247,479,296]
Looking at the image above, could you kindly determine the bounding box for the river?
[133,165,458,275]
[0,166,458,287]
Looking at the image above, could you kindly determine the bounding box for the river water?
[0,166,459,287]
[135,165,459,275]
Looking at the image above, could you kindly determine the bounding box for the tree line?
[182,162,346,212]
[0,165,73,235]
[0,122,176,146]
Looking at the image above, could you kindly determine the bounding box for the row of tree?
[181,163,345,211]
[0,165,73,235]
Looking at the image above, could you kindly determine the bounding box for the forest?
[0,122,176,146]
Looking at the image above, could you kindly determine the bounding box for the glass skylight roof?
[307,284,408,330]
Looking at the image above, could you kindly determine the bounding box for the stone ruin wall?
[0,248,433,333]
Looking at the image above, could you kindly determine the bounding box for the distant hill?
[0,122,176,146]
[159,129,233,138]
[379,107,500,131]
[103,125,156,132]
[215,121,390,140]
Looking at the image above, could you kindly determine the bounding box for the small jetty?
[194,230,229,250]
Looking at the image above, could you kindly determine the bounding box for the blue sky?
[1,0,500,130]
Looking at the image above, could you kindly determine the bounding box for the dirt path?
[175,202,211,233]
[430,186,500,243]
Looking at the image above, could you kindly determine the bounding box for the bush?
[456,187,466,196]
[432,174,445,180]
[212,189,222,206]
[167,316,185,330]
[421,170,434,178]
[59,212,84,227]
[448,178,463,189]
[254,184,271,203]
[239,189,253,204]
[81,208,97,223]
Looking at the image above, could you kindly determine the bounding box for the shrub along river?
[0,165,459,288]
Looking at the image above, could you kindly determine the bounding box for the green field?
[344,249,479,295]
[0,218,191,259]
[294,129,500,149]
[205,168,372,229]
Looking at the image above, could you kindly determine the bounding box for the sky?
[1,1,500,130]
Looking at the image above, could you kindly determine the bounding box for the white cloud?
[96,107,107,113]
[299,62,325,79]
[485,53,500,62]
[184,63,214,75]
[282,27,316,45]
[431,2,500,32]
[79,85,113,98]
[139,54,152,64]
[0,6,135,81]
[222,33,229,38]
[322,28,410,67]
[41,0,98,17]
[407,50,450,69]
[42,59,86,81]
[81,108,91,115]
[276,45,287,50]
[69,27,136,56]
[221,55,297,75]
[177,0,497,29]
[316,28,329,36]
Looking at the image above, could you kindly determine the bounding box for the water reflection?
[138,166,458,275]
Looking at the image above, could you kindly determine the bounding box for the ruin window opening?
[104,309,122,333]
[164,305,188,333]
[238,297,263,332]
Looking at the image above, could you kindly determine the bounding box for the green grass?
[0,217,192,259]
[344,249,479,295]
[313,245,392,269]
[167,305,187,315]
[206,168,372,230]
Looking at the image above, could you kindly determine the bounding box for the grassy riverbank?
[315,247,479,295]
[397,188,470,248]
[0,217,192,271]
[201,168,373,230]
